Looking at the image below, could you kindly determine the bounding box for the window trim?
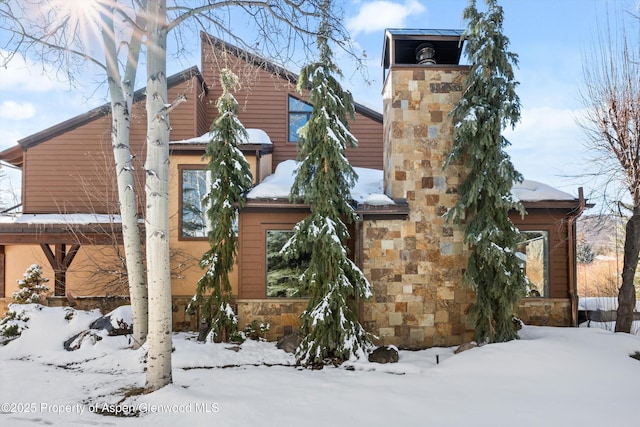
[518,229,550,298]
[178,164,209,241]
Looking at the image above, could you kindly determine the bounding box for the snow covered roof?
[511,180,576,202]
[0,213,129,244]
[247,161,578,206]
[247,160,395,206]
[0,213,123,225]
[170,129,273,145]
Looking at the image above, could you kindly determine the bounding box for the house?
[0,30,588,348]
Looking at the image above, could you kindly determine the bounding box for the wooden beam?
[54,244,66,297]
[0,232,123,245]
[39,243,81,297]
[40,244,56,270]
[63,244,81,268]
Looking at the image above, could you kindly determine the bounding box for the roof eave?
[0,144,25,168]
[518,200,594,212]
[16,66,205,151]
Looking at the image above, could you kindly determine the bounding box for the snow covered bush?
[244,320,270,341]
[13,264,50,304]
[0,304,31,344]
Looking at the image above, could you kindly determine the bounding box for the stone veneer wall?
[518,298,572,327]
[361,66,475,348]
[236,299,308,341]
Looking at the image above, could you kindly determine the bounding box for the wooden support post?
[40,243,81,296]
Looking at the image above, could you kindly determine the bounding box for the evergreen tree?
[188,69,253,343]
[577,239,596,264]
[13,264,50,304]
[445,0,527,343]
[284,0,373,366]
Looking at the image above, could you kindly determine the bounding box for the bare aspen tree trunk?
[144,0,173,391]
[100,7,148,349]
[616,207,640,332]
[579,16,639,334]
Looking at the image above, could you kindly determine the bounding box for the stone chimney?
[362,29,475,348]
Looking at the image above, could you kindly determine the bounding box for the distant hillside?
[577,214,625,253]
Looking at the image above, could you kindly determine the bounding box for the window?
[517,231,550,297]
[266,230,310,298]
[288,96,313,142]
[180,168,209,238]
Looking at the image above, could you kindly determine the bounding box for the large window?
[266,230,310,298]
[180,168,208,238]
[517,231,550,297]
[288,96,313,143]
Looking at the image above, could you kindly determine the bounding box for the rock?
[276,332,302,354]
[368,345,399,364]
[197,324,211,342]
[454,342,478,354]
[89,313,132,336]
[64,330,102,351]
[513,316,524,330]
[64,310,131,351]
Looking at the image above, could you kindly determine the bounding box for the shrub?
[244,320,270,341]
[0,305,30,343]
[13,264,50,304]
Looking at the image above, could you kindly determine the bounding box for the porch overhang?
[0,145,24,168]
[0,214,137,297]
[0,214,129,245]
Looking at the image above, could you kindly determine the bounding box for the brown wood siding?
[22,78,201,214]
[165,79,202,142]
[238,210,358,299]
[510,209,571,298]
[346,114,384,170]
[238,211,308,299]
[196,81,210,136]
[201,42,383,173]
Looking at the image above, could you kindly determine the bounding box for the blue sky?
[1,0,638,203]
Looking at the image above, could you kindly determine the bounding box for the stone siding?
[362,66,475,348]
[518,298,572,327]
[236,299,308,341]
[47,295,131,314]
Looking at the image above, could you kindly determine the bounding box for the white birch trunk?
[144,0,173,392]
[101,8,148,349]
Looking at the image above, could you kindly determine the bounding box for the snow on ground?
[577,297,640,335]
[579,296,640,311]
[1,304,639,426]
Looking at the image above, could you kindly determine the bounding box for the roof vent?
[416,43,436,65]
